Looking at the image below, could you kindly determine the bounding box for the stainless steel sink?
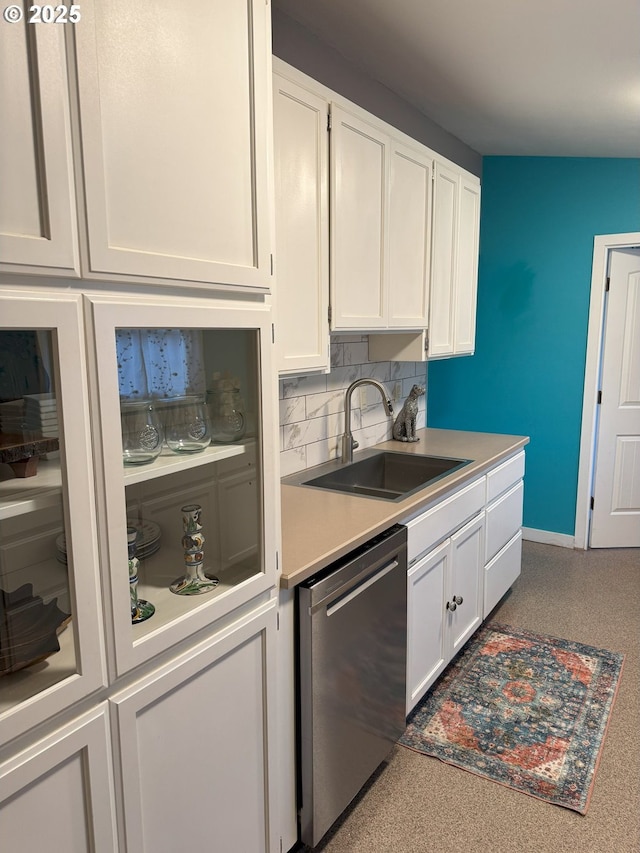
[286,450,472,501]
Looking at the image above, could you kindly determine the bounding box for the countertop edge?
[279,429,529,589]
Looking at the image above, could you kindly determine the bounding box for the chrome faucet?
[341,379,394,464]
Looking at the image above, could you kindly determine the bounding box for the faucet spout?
[341,378,394,464]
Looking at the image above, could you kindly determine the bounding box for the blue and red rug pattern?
[400,623,624,813]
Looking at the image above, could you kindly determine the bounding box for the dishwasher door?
[297,524,407,848]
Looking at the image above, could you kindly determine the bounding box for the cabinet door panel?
[447,513,484,658]
[0,706,116,852]
[331,105,388,329]
[429,163,458,356]
[484,530,522,616]
[218,467,259,570]
[74,0,271,289]
[112,601,277,853]
[388,143,432,328]
[485,480,524,563]
[273,75,329,374]
[407,539,448,713]
[486,450,525,503]
[0,24,77,274]
[406,476,485,563]
[454,178,481,354]
[0,292,105,745]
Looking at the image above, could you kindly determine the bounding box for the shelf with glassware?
[0,290,105,747]
[85,293,278,677]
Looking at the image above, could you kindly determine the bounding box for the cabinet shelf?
[123,442,249,486]
[0,443,252,521]
[0,620,76,714]
[0,459,63,521]
[132,553,259,645]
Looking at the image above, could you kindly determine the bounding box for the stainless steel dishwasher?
[297,524,407,848]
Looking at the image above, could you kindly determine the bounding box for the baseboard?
[522,527,575,549]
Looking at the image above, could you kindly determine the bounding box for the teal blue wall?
[428,158,640,536]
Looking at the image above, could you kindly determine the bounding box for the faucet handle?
[352,438,359,450]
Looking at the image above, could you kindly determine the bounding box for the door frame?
[575,232,640,549]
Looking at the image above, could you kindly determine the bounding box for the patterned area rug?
[400,622,624,813]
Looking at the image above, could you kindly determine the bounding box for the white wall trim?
[522,527,575,549]
[574,232,640,549]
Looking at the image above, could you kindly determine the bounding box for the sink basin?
[296,450,472,501]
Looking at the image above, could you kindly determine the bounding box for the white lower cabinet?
[448,513,485,657]
[0,705,117,852]
[483,451,525,616]
[406,512,484,714]
[111,598,278,853]
[407,539,448,712]
[484,531,523,617]
[406,451,525,715]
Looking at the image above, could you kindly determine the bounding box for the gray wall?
[271,9,482,177]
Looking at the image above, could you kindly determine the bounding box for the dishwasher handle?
[324,559,399,617]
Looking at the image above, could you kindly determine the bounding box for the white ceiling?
[273,0,640,157]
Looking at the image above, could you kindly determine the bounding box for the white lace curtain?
[116,329,206,400]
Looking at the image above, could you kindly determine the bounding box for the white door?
[590,248,640,547]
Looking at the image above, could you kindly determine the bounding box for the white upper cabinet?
[429,162,481,357]
[330,105,433,332]
[272,61,480,354]
[330,104,389,330]
[387,141,432,328]
[273,72,330,374]
[454,176,482,354]
[71,0,272,291]
[0,23,78,276]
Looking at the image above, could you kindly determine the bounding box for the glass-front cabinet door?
[0,290,105,745]
[86,294,278,675]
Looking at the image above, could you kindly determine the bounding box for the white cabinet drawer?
[485,480,524,563]
[484,530,522,616]
[486,450,525,503]
[406,476,485,563]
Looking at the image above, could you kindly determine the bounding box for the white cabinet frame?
[0,291,105,744]
[0,24,78,276]
[85,292,279,677]
[71,0,272,291]
[0,705,117,851]
[429,162,481,358]
[110,598,278,853]
[273,72,330,375]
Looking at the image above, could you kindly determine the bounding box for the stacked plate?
[128,519,162,560]
[23,393,59,438]
[55,519,161,565]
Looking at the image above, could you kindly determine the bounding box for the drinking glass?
[163,395,211,454]
[120,400,163,465]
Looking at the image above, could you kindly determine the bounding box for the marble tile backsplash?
[279,335,427,477]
